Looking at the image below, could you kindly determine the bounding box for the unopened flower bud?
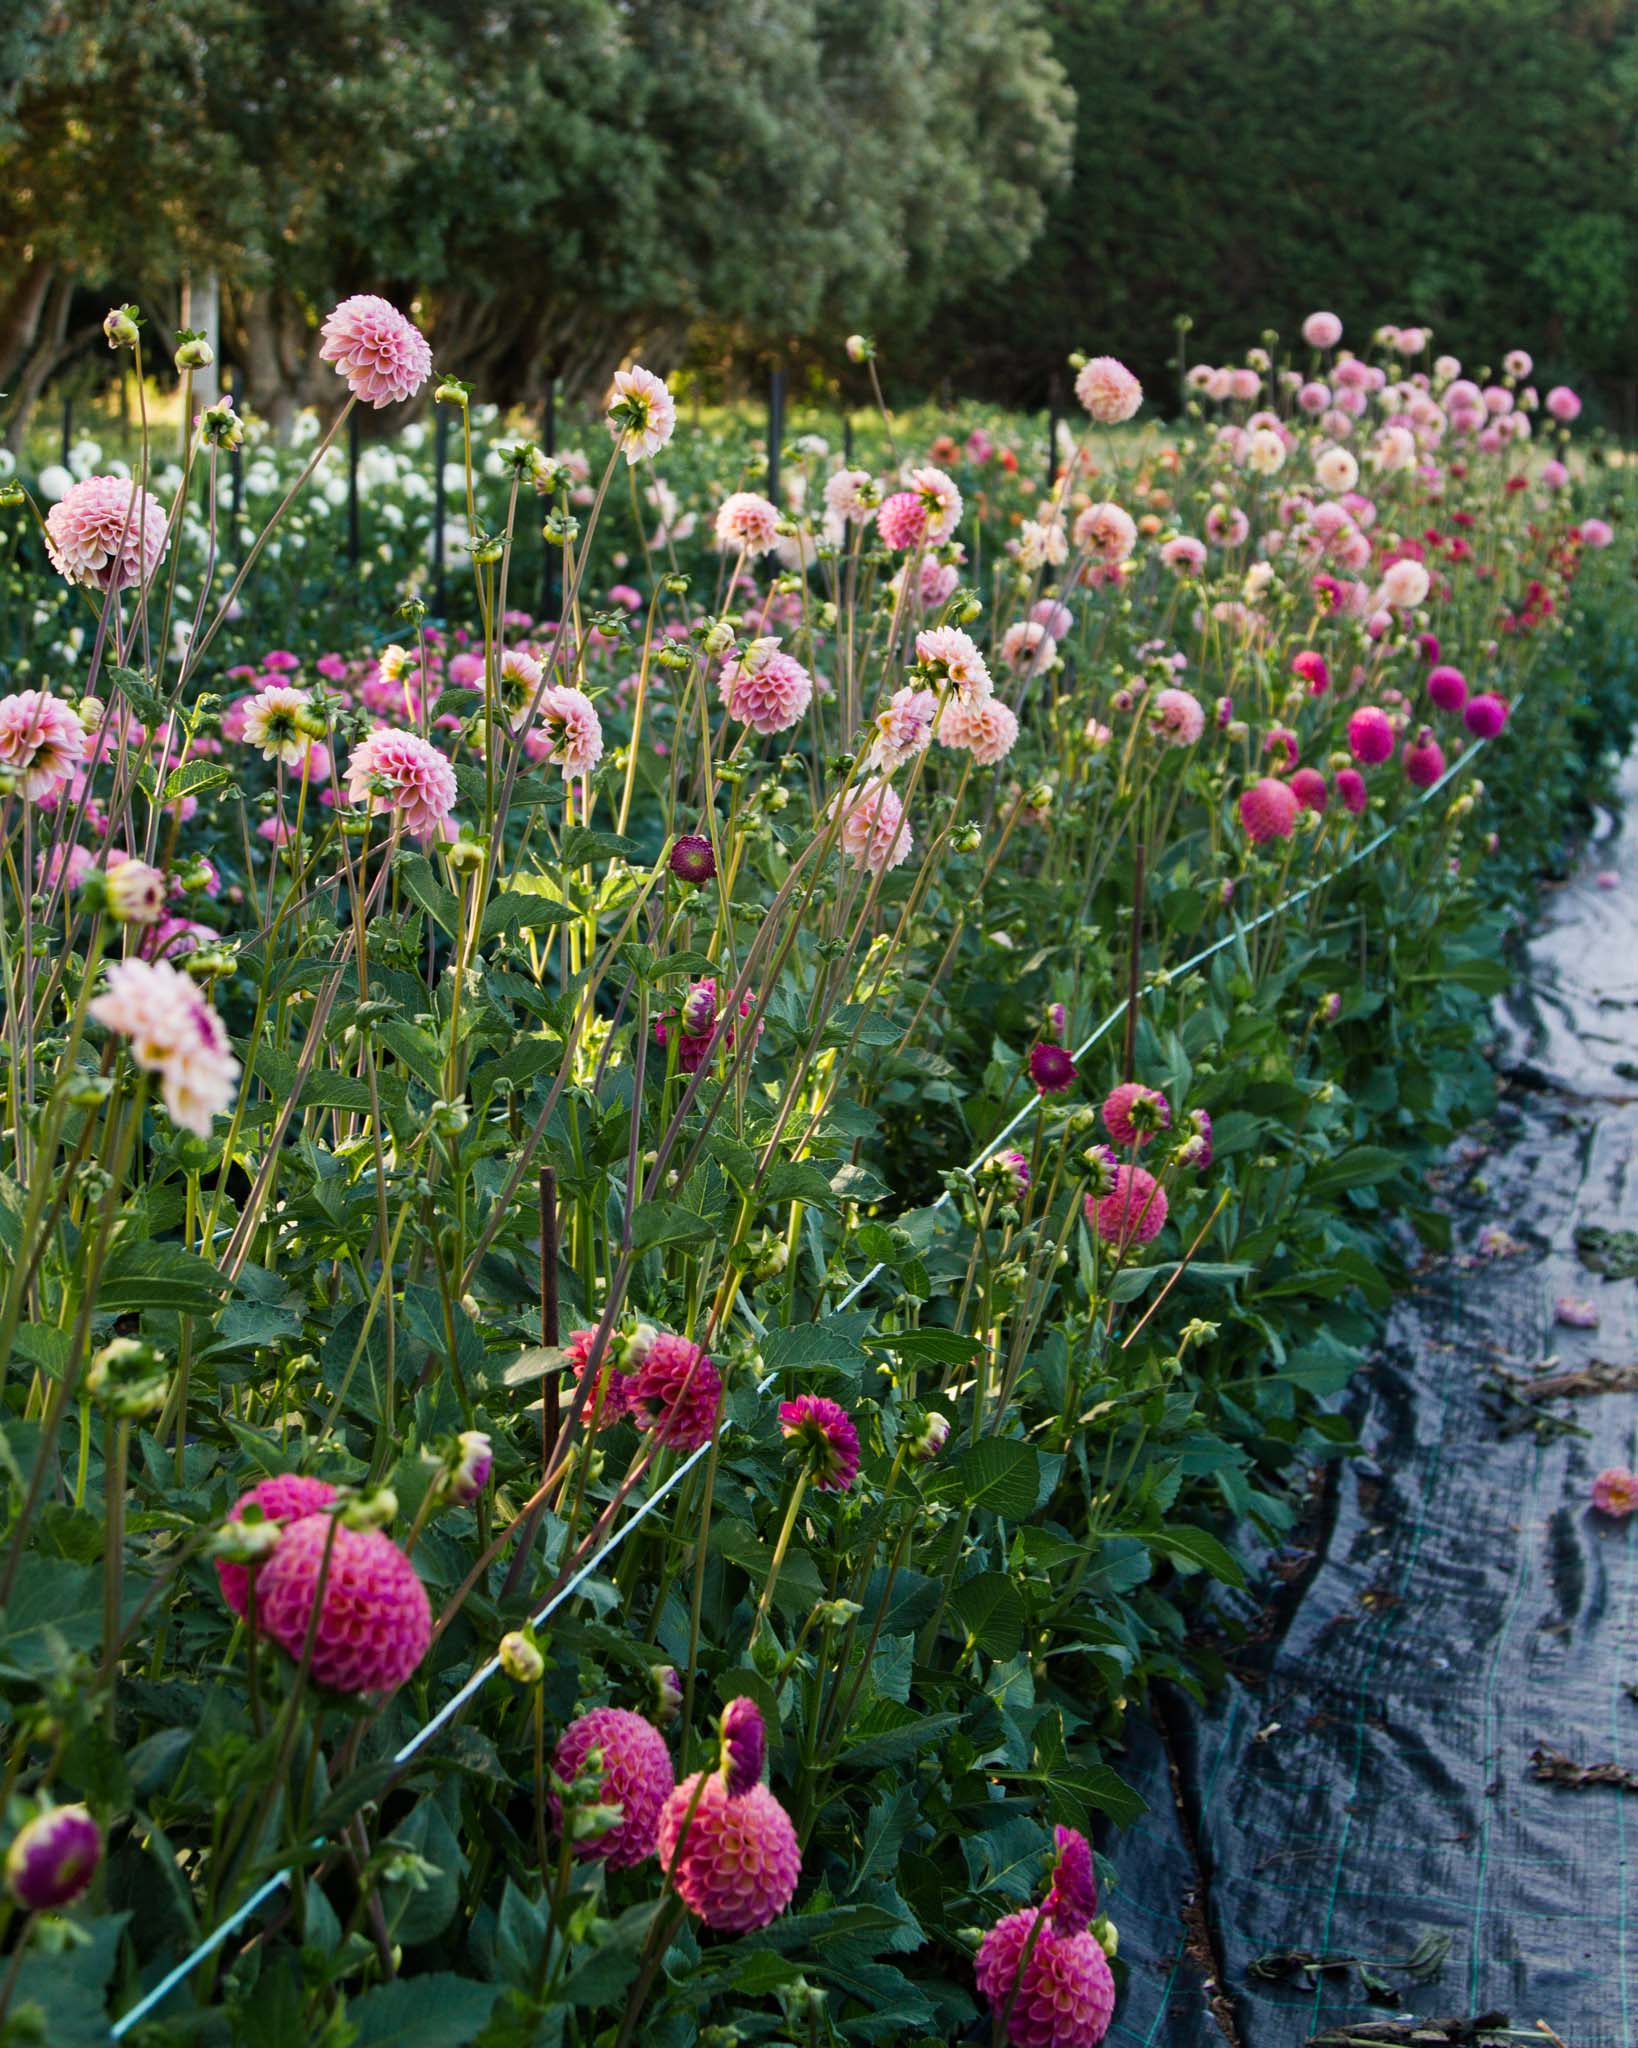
[104,859,167,926]
[174,330,214,371]
[86,1337,168,1417]
[499,1630,545,1684]
[907,1410,951,1462]
[103,305,140,351]
[341,1486,398,1532]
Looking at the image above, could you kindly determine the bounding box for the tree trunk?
[0,264,56,393]
[3,274,75,458]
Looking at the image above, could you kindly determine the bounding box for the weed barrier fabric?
[1112,755,1638,2044]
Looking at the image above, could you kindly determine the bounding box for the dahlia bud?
[952,821,982,854]
[844,334,875,364]
[434,375,471,408]
[197,397,244,450]
[430,1429,493,1506]
[64,1074,112,1110]
[499,1630,545,1685]
[341,1485,398,1532]
[86,1337,168,1417]
[208,1507,285,1569]
[5,1806,101,1912]
[720,1696,766,1794]
[746,1228,788,1281]
[0,480,23,508]
[1315,992,1342,1027]
[1092,1914,1119,1959]
[680,983,716,1038]
[811,1598,862,1628]
[652,1664,684,1723]
[468,528,505,566]
[429,1099,469,1137]
[103,305,140,351]
[104,859,167,926]
[1176,1318,1219,1355]
[174,330,214,371]
[907,1410,950,1462]
[445,837,485,875]
[702,620,736,657]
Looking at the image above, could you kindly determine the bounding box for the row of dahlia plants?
[0,294,1629,2048]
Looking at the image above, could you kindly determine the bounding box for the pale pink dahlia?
[719,640,813,735]
[657,1771,801,1933]
[1238,777,1299,843]
[0,689,86,799]
[1000,621,1057,675]
[830,777,912,873]
[1075,356,1143,425]
[714,492,782,557]
[1102,1081,1170,1148]
[89,957,240,1136]
[1592,1469,1638,1517]
[252,1513,431,1695]
[1073,501,1137,563]
[1301,311,1343,350]
[550,1706,674,1867]
[909,464,963,541]
[318,296,432,409]
[876,491,930,551]
[532,683,605,778]
[867,685,938,772]
[915,624,993,704]
[624,1332,722,1451]
[345,729,458,839]
[938,694,1019,767]
[778,1393,860,1491]
[44,475,168,591]
[824,468,878,524]
[1159,535,1207,576]
[975,1827,1116,2048]
[606,365,677,464]
[242,684,314,766]
[1150,688,1205,746]
[216,1474,340,1615]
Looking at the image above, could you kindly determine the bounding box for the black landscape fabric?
[1107,755,1638,2046]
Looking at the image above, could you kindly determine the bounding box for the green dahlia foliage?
[0,303,1630,2046]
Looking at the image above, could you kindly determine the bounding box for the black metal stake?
[1123,842,1146,1083]
[1046,400,1061,499]
[767,366,787,503]
[842,409,853,466]
[432,406,449,619]
[228,368,244,531]
[539,378,557,621]
[347,405,361,563]
[60,397,72,468]
[498,1168,560,1603]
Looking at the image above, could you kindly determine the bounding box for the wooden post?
[228,368,244,531]
[842,409,853,466]
[60,396,71,468]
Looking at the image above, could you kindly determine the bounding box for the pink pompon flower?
[89,957,239,1135]
[915,624,993,703]
[318,295,431,409]
[910,464,963,540]
[531,683,605,778]
[1302,311,1343,350]
[1087,1164,1168,1248]
[1151,688,1205,745]
[1581,518,1614,548]
[1029,1042,1077,1095]
[252,1514,431,1695]
[345,728,458,839]
[1159,535,1207,576]
[1239,776,1299,843]
[216,1474,340,1616]
[975,1905,1116,2048]
[550,1707,675,1867]
[606,365,677,464]
[714,492,782,556]
[1045,1826,1099,1934]
[1403,726,1446,788]
[1336,767,1368,815]
[1289,767,1328,813]
[1000,621,1057,675]
[1463,692,1508,739]
[1545,386,1582,422]
[779,1394,861,1491]
[1292,650,1330,695]
[867,686,937,772]
[625,1332,721,1451]
[719,1696,766,1794]
[876,490,930,550]
[937,694,1019,767]
[1103,1081,1170,1147]
[241,684,314,766]
[719,639,813,735]
[1347,707,1396,765]
[0,689,86,799]
[829,776,912,873]
[44,475,168,591]
[1075,355,1143,425]
[1073,501,1137,562]
[657,1770,801,1932]
[1592,1469,1638,1517]
[5,1806,102,1914]
[1427,665,1468,712]
[565,1327,632,1425]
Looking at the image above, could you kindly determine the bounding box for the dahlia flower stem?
[99,1415,131,1733]
[751,1469,809,1645]
[992,1902,1051,2048]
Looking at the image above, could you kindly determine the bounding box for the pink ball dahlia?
[1403,727,1446,789]
[216,1473,340,1615]
[714,492,782,557]
[565,1327,632,1427]
[1292,651,1330,695]
[345,729,458,840]
[44,475,168,591]
[1088,1164,1168,1248]
[1151,688,1205,746]
[830,776,912,874]
[624,1332,722,1451]
[719,642,813,735]
[1592,1468,1638,1517]
[1290,767,1329,813]
[1427,665,1468,712]
[252,1513,431,1696]
[657,1770,801,1932]
[1463,692,1508,739]
[938,694,1019,767]
[1335,767,1368,815]
[1347,707,1396,766]
[0,689,86,799]
[606,365,677,464]
[1302,311,1343,350]
[318,296,432,409]
[915,624,993,703]
[531,683,605,778]
[1075,356,1143,425]
[1545,386,1582,423]
[1102,1081,1170,1148]
[975,1907,1116,2048]
[1238,776,1299,844]
[5,1806,102,1914]
[876,491,930,551]
[550,1706,674,1867]
[778,1393,861,1492]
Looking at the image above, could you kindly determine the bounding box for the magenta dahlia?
[1289,767,1329,813]
[1029,1042,1078,1096]
[566,1327,632,1426]
[1427,664,1468,712]
[1403,727,1446,789]
[318,295,432,409]
[1464,692,1509,739]
[251,1513,431,1696]
[1335,767,1368,815]
[549,1706,674,1867]
[1087,1165,1168,1249]
[658,1706,801,1933]
[975,1828,1116,2048]
[44,475,168,591]
[1238,776,1299,844]
[5,1806,102,1913]
[624,1331,722,1451]
[216,1473,340,1616]
[1347,707,1396,765]
[778,1393,861,1492]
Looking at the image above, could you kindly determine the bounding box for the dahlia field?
[0,300,1630,2048]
